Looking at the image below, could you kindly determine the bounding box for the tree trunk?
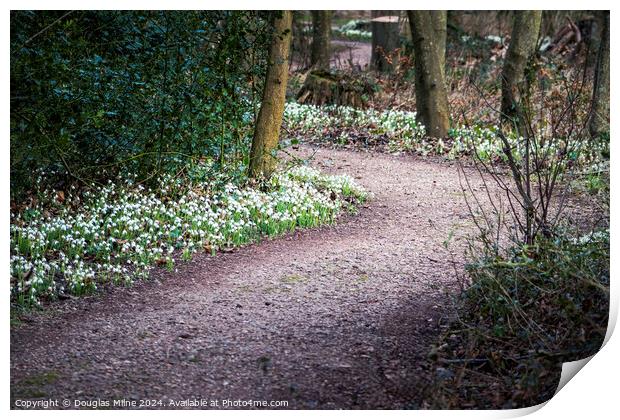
[371,12,401,72]
[430,10,447,77]
[589,10,609,138]
[310,11,331,70]
[249,11,292,180]
[500,11,542,127]
[407,10,450,138]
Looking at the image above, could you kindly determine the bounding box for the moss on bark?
[249,11,292,180]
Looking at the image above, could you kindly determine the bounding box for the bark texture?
[589,10,610,138]
[408,10,450,138]
[310,11,331,70]
[430,10,447,76]
[500,11,542,124]
[371,12,401,72]
[249,11,292,179]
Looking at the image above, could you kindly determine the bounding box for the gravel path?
[11,146,484,409]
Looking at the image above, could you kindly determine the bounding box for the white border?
[4,2,617,419]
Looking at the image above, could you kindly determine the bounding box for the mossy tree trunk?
[249,11,292,180]
[500,11,542,128]
[407,10,450,138]
[430,10,447,77]
[310,10,331,70]
[589,10,609,138]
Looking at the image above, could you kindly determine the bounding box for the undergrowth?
[426,229,609,408]
[284,102,608,169]
[10,163,367,307]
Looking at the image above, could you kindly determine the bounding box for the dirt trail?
[11,146,483,409]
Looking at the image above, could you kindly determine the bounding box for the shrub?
[10,11,271,200]
[427,229,609,408]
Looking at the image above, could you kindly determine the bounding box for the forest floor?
[11,145,493,409]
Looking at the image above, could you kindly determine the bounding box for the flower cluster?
[449,125,609,166]
[284,102,428,151]
[448,125,504,160]
[572,228,609,245]
[10,166,367,306]
[285,102,608,167]
[284,165,367,199]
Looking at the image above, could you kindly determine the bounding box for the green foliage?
[11,11,272,199]
[465,230,609,342]
[428,225,609,408]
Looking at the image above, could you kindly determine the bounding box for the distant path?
[291,40,371,72]
[330,40,371,70]
[11,146,483,409]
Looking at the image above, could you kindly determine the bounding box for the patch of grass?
[12,388,48,399]
[10,308,24,328]
[574,168,610,196]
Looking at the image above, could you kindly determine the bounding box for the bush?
[10,11,271,200]
[427,230,609,408]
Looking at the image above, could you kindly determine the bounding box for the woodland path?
[11,146,485,409]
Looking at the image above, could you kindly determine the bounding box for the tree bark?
[310,10,331,70]
[500,11,542,126]
[407,10,450,138]
[249,11,292,180]
[371,12,401,72]
[430,11,447,77]
[589,10,609,138]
